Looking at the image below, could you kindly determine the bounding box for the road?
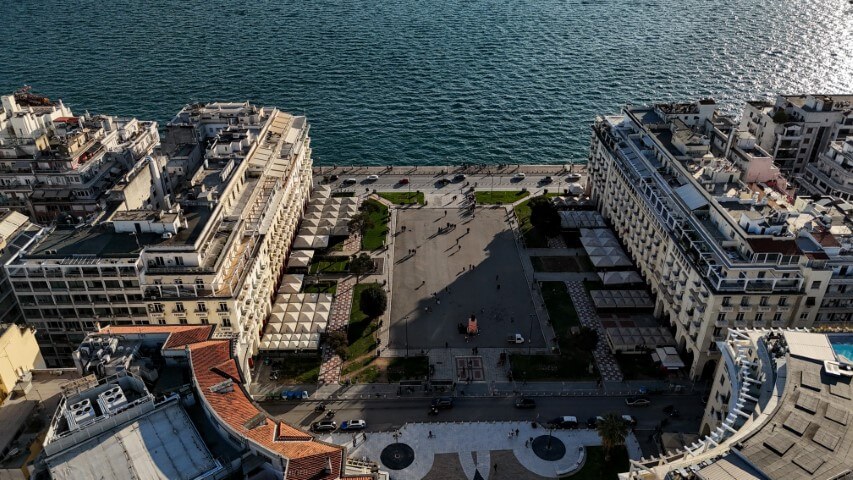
[262,394,702,435]
[313,171,587,194]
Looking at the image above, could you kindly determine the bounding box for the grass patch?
[475,190,530,205]
[301,281,338,294]
[361,199,390,250]
[309,257,350,274]
[513,196,551,248]
[531,255,594,273]
[510,351,596,381]
[540,281,581,333]
[387,357,430,382]
[378,191,424,205]
[341,356,374,376]
[347,282,381,359]
[272,355,321,384]
[332,191,355,198]
[571,446,629,480]
[353,366,380,383]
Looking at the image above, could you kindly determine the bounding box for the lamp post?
[404,315,409,357]
[529,314,535,354]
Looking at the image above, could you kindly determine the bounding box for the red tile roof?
[99,325,214,350]
[189,340,350,480]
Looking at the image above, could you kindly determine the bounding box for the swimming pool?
[829,334,853,363]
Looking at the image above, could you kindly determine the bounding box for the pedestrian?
[515,428,519,437]
[494,464,498,473]
[445,341,449,348]
[525,439,529,448]
[458,245,461,250]
[466,227,470,234]
[428,431,433,438]
[496,275,499,281]
[497,284,500,290]
[363,433,367,441]
[444,210,447,216]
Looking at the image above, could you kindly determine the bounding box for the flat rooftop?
[27,206,212,258]
[46,401,219,480]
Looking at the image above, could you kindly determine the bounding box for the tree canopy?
[596,413,628,460]
[528,196,561,237]
[359,284,387,318]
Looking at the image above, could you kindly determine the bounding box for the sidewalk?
[316,421,639,480]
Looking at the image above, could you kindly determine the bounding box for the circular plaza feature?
[531,435,566,461]
[380,443,415,470]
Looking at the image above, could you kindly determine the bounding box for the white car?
[566,173,582,181]
[340,419,367,431]
[514,172,526,179]
[366,174,379,181]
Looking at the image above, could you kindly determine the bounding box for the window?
[179,317,188,325]
[150,303,164,313]
[779,297,787,306]
[760,296,769,306]
[218,302,228,312]
[773,313,782,322]
[800,312,809,320]
[735,313,744,322]
[222,318,231,327]
[755,313,763,322]
[175,302,185,313]
[717,313,727,322]
[740,297,749,307]
[722,296,731,307]
[197,302,207,312]
[201,317,209,325]
[157,318,166,325]
[810,281,821,290]
[175,257,184,266]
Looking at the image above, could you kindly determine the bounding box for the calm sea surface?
[1,0,851,165]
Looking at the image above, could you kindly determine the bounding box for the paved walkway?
[565,281,623,382]
[532,272,599,282]
[317,421,641,479]
[319,276,357,385]
[524,248,585,256]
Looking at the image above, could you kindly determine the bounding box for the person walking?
[515,428,519,437]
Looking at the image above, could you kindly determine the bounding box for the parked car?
[342,178,357,185]
[513,172,526,180]
[431,397,454,409]
[281,390,309,400]
[453,174,467,182]
[540,176,553,184]
[340,420,367,431]
[398,178,410,185]
[625,396,650,407]
[566,173,582,181]
[548,416,579,429]
[328,174,339,182]
[514,397,536,409]
[622,415,637,427]
[312,420,337,432]
[366,174,379,181]
[506,333,525,344]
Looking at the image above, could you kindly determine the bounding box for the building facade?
[588,100,851,379]
[5,102,313,370]
[799,136,853,202]
[740,94,853,177]
[0,88,159,223]
[0,323,45,399]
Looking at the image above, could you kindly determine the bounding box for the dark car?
[312,420,337,432]
[540,176,553,184]
[547,416,579,429]
[431,397,454,409]
[398,178,409,185]
[328,174,339,182]
[514,397,536,409]
[625,396,651,407]
[453,174,466,182]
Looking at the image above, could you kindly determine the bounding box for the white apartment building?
[799,136,853,202]
[622,329,853,480]
[588,100,850,380]
[741,94,853,176]
[5,102,312,371]
[0,88,159,223]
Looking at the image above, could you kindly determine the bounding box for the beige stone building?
[0,323,45,399]
[5,102,312,372]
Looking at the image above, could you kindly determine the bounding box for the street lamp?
[528,314,535,354]
[404,315,409,357]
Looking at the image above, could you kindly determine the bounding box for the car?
[547,416,579,429]
[281,390,309,400]
[540,176,553,184]
[625,396,650,407]
[622,415,637,427]
[342,178,357,185]
[507,333,525,344]
[566,173,582,181]
[328,174,339,182]
[398,178,409,185]
[431,397,454,409]
[514,397,536,409]
[340,419,366,431]
[453,174,466,182]
[366,174,379,181]
[513,172,526,180]
[312,420,337,432]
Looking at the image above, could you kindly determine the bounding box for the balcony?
[720,306,734,313]
[757,305,771,313]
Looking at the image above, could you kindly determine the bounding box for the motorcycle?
[314,403,326,413]
[428,406,439,416]
[325,410,336,419]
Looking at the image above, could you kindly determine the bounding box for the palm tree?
[596,413,628,461]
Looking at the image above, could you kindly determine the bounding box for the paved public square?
[389,207,546,350]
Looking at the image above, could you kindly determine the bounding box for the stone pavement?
[565,281,624,382]
[319,276,357,385]
[317,421,641,479]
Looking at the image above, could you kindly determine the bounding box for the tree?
[348,212,374,235]
[528,196,561,237]
[565,326,598,352]
[349,253,374,283]
[359,284,387,318]
[326,331,348,359]
[596,413,628,461]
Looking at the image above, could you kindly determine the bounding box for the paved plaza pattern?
[319,421,642,479]
[565,281,623,382]
[389,208,546,351]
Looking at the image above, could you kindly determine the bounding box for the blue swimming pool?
[829,334,853,363]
